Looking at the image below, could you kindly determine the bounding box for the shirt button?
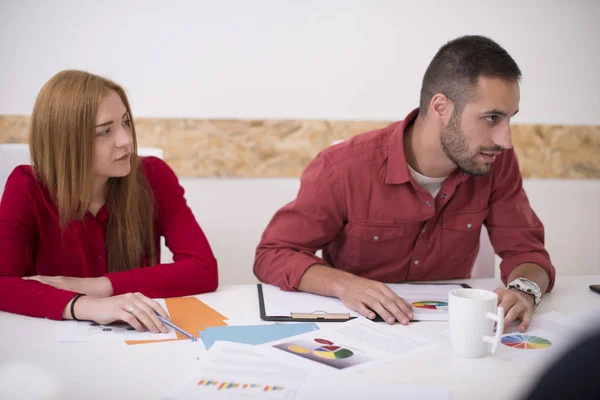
[414,259,420,265]
[425,201,431,206]
[373,236,380,241]
[466,223,472,229]
[441,193,447,199]
[421,227,426,233]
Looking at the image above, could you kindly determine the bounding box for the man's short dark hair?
[419,35,521,116]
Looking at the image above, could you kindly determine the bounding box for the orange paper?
[126,296,228,345]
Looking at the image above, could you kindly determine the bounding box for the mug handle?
[482,306,505,355]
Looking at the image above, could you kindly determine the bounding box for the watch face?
[515,278,539,291]
[509,279,541,307]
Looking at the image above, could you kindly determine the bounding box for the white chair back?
[0,144,31,199]
[137,147,164,159]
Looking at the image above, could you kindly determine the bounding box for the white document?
[163,341,310,399]
[388,283,462,321]
[261,317,436,374]
[495,311,584,361]
[163,341,450,400]
[262,283,463,321]
[56,299,178,343]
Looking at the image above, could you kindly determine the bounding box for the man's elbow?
[253,252,269,283]
[254,244,281,286]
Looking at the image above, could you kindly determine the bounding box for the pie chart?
[313,346,354,359]
[501,334,552,350]
[287,338,354,359]
[412,301,448,310]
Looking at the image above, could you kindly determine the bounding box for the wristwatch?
[508,277,542,308]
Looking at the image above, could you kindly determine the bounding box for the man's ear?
[429,93,454,124]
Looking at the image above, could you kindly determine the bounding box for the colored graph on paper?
[273,337,371,369]
[197,379,284,392]
[412,301,448,310]
[501,334,552,350]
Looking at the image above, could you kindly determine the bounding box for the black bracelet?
[70,293,87,321]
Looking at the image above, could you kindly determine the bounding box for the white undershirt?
[407,164,448,198]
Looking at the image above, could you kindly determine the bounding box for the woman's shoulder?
[139,156,175,177]
[2,165,48,208]
[138,156,180,194]
[4,165,39,190]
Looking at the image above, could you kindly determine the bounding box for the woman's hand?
[64,292,170,333]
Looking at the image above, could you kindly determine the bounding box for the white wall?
[1,0,599,124]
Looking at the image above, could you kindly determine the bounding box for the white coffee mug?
[448,288,504,358]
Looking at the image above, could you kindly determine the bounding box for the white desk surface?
[1,275,599,400]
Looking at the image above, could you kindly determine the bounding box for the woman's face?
[92,90,133,180]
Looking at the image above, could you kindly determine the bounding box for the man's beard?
[440,112,503,176]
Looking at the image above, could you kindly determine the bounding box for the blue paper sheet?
[199,323,320,350]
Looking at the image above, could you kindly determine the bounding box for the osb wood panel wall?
[1,115,599,179]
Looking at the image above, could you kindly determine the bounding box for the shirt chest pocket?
[442,209,488,265]
[443,210,488,231]
[338,222,407,270]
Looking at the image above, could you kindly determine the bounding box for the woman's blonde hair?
[29,70,156,272]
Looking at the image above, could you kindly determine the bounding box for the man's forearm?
[507,263,550,295]
[297,264,357,298]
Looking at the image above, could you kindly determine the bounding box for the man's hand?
[494,287,535,333]
[334,275,414,325]
[22,275,113,297]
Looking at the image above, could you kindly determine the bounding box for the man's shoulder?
[318,121,402,170]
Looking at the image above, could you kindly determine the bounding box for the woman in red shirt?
[0,70,218,332]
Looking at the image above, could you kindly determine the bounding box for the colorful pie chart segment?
[288,345,310,354]
[287,338,355,360]
[412,301,448,310]
[501,334,552,350]
[313,347,354,359]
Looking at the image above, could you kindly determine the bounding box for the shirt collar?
[385,108,472,186]
[385,108,419,185]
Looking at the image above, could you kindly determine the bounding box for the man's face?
[440,77,520,176]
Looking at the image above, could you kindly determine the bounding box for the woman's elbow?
[200,256,218,293]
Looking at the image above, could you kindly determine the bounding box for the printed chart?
[411,301,448,310]
[290,338,354,360]
[274,337,370,369]
[198,379,284,392]
[501,334,552,350]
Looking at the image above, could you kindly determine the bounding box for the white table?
[1,276,599,400]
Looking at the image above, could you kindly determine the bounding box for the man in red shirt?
[254,35,555,331]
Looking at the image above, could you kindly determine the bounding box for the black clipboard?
[257,282,471,323]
